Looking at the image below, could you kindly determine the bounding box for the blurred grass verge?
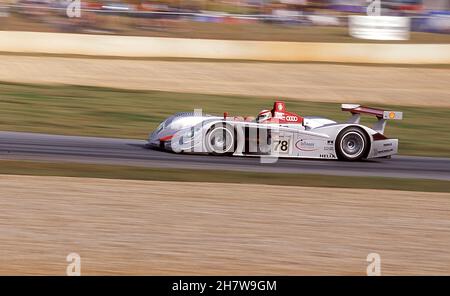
[0,82,449,157]
[0,160,448,193]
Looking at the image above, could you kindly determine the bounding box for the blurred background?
[0,0,448,41]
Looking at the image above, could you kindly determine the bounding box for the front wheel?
[205,124,235,155]
[335,127,369,161]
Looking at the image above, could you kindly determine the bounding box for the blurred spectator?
[0,0,448,36]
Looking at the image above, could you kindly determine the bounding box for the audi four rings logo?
[285,116,298,121]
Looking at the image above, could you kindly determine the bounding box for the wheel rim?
[340,131,365,159]
[207,127,234,154]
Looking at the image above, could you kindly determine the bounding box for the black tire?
[205,123,235,155]
[335,127,369,161]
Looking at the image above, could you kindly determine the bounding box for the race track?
[0,131,449,181]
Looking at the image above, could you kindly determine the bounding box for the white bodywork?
[148,107,400,160]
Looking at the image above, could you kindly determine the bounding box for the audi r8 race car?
[148,101,403,161]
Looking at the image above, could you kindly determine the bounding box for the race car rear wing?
[341,104,402,134]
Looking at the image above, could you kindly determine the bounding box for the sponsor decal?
[320,153,335,159]
[273,110,298,122]
[285,115,298,122]
[375,148,394,155]
[274,139,290,153]
[327,140,334,145]
[274,112,284,120]
[295,139,319,151]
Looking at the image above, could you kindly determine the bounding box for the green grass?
[0,160,448,193]
[0,82,449,157]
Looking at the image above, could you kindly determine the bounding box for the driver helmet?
[256,110,272,123]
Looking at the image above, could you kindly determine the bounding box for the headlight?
[155,122,165,133]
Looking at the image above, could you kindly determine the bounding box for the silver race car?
[148,101,402,161]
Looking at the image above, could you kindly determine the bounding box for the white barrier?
[0,31,449,64]
[349,16,411,41]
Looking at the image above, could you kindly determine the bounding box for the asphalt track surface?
[0,131,449,181]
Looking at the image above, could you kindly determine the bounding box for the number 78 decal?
[274,139,290,153]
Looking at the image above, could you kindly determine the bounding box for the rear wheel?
[205,124,235,155]
[335,127,369,161]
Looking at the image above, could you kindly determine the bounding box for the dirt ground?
[0,175,449,275]
[0,55,449,107]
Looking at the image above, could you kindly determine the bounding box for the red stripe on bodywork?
[159,135,174,141]
[372,133,388,141]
